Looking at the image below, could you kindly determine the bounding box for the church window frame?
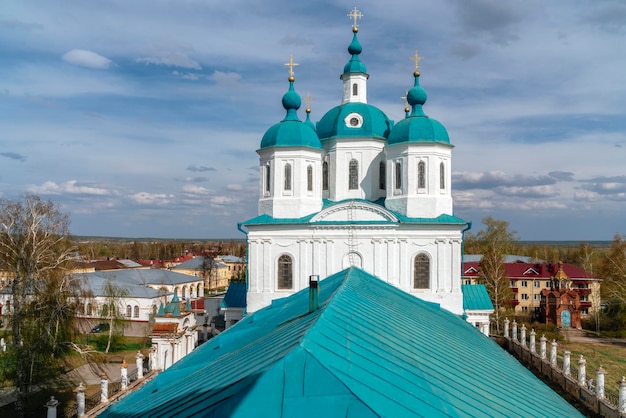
[418,161,426,189]
[277,254,293,290]
[352,83,358,96]
[133,305,140,318]
[307,165,313,192]
[413,253,430,290]
[284,163,292,192]
[439,162,445,190]
[264,162,271,195]
[395,161,402,190]
[126,305,132,318]
[379,161,386,190]
[322,161,329,191]
[348,159,359,190]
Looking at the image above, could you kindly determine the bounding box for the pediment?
[311,201,398,223]
[523,268,539,276]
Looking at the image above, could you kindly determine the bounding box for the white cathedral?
[240,12,473,318]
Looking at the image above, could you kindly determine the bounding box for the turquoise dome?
[316,102,392,140]
[343,31,367,75]
[388,73,450,145]
[260,79,322,150]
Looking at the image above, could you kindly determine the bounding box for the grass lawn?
[558,340,626,392]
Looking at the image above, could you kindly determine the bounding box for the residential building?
[462,257,601,320]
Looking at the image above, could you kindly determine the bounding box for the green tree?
[100,280,129,353]
[475,217,518,333]
[0,194,76,417]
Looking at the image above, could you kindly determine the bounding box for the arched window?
[87,303,94,316]
[265,162,271,193]
[440,162,445,189]
[307,165,313,191]
[284,163,292,191]
[414,254,430,289]
[379,161,386,190]
[102,304,109,317]
[349,159,359,190]
[352,83,358,96]
[418,161,426,189]
[395,162,402,189]
[322,161,329,191]
[277,255,293,289]
[134,305,140,318]
[126,305,132,318]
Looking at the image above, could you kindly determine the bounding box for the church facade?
[240,15,469,316]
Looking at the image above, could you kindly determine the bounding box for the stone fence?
[45,351,156,418]
[502,319,626,418]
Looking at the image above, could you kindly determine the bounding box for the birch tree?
[476,217,518,333]
[0,194,76,417]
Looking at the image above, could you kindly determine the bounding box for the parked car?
[91,323,110,333]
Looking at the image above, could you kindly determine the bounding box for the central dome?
[316,102,392,140]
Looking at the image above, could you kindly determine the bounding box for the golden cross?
[347,7,363,28]
[304,91,314,110]
[409,49,423,71]
[401,90,409,106]
[284,54,299,77]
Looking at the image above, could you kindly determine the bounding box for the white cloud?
[28,180,111,196]
[130,192,173,206]
[137,50,201,69]
[208,70,242,87]
[181,184,212,195]
[62,49,113,69]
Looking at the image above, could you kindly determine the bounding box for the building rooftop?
[100,267,581,418]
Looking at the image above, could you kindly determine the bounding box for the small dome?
[388,116,450,145]
[260,120,321,149]
[388,72,450,145]
[342,32,367,75]
[259,77,322,150]
[316,102,392,140]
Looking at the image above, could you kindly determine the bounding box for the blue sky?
[1,1,625,240]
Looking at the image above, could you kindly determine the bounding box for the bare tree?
[599,235,626,306]
[0,194,75,417]
[475,217,518,333]
[200,252,217,294]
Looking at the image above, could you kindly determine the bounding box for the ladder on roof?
[347,200,357,266]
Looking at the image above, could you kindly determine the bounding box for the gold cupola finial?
[410,49,424,76]
[347,7,363,32]
[284,54,299,81]
[304,91,314,113]
[401,90,410,114]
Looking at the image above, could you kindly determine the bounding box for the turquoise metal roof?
[101,267,582,418]
[388,73,450,145]
[242,199,465,227]
[221,282,247,308]
[462,284,495,311]
[260,79,322,150]
[342,30,367,75]
[316,102,392,140]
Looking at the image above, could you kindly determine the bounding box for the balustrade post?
[520,324,527,348]
[550,340,558,367]
[136,351,145,379]
[100,374,109,403]
[540,335,547,359]
[503,318,510,338]
[596,367,606,399]
[45,396,59,418]
[563,350,571,376]
[121,360,128,391]
[512,320,518,342]
[618,376,626,412]
[530,329,536,353]
[76,382,85,417]
[578,355,587,388]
